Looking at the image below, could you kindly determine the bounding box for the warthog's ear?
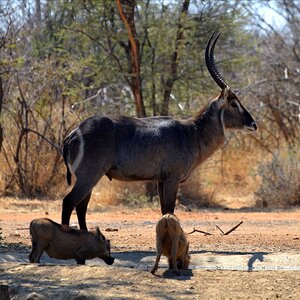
[95,226,106,241]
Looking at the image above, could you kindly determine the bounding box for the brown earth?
[1,197,300,299]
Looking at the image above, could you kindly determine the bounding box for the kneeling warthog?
[29,218,114,265]
[151,213,190,275]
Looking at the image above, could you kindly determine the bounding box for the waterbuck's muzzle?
[246,122,257,132]
[243,108,257,132]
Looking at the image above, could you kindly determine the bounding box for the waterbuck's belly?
[105,166,159,182]
[105,160,194,183]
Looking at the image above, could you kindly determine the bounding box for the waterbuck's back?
[68,115,200,182]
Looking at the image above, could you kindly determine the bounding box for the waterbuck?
[62,32,257,230]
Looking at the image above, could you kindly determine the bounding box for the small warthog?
[29,218,114,265]
[151,213,190,275]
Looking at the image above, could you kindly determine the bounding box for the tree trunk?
[0,76,3,151]
[116,0,155,199]
[160,0,190,116]
[116,0,146,118]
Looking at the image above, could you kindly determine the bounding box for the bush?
[255,149,300,208]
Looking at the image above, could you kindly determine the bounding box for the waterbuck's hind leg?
[157,182,165,214]
[159,180,179,215]
[76,192,92,231]
[62,158,111,229]
[62,171,105,226]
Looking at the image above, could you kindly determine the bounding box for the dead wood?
[222,221,243,235]
[187,228,213,236]
[188,221,243,236]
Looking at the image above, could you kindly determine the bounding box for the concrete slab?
[1,251,300,271]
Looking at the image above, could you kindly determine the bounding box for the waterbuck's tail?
[63,143,72,186]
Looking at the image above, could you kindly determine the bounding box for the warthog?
[151,213,190,275]
[29,218,114,265]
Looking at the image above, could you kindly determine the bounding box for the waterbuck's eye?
[230,102,238,108]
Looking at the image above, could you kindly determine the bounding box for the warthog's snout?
[104,256,115,265]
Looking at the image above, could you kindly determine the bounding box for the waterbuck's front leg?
[158,180,179,215]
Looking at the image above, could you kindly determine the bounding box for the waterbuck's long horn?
[205,32,229,90]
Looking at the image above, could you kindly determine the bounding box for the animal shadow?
[161,269,193,280]
[248,252,264,271]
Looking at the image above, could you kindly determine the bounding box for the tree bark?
[160,0,190,116]
[0,76,3,151]
[116,0,146,118]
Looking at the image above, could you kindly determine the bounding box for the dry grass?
[255,148,300,208]
[0,132,289,210]
[178,146,260,209]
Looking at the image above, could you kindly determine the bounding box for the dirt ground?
[1,197,300,299]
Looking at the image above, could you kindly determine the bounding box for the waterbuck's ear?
[220,85,231,104]
[95,226,105,241]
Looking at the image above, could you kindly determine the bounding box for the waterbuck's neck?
[191,98,225,163]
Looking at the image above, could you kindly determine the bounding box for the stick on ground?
[188,221,243,236]
[187,228,213,236]
[223,221,243,235]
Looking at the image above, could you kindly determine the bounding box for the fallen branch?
[187,228,213,236]
[222,221,243,235]
[187,221,243,236]
[216,225,225,235]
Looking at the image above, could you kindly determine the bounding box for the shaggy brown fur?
[29,218,114,265]
[151,214,190,275]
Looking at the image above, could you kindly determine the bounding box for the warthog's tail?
[165,214,181,236]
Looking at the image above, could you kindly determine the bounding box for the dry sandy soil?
[1,197,300,299]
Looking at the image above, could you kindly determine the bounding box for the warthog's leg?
[158,180,179,215]
[151,234,163,274]
[75,258,86,265]
[170,236,180,275]
[29,240,37,263]
[75,192,92,231]
[30,242,47,263]
[75,246,92,265]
